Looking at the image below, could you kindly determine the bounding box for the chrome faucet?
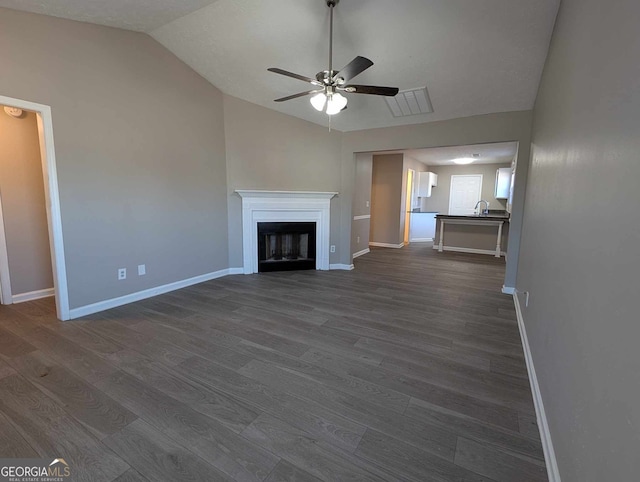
[474,200,490,215]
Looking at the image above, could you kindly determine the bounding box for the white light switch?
[138,264,146,276]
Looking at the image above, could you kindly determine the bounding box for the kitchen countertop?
[436,213,510,220]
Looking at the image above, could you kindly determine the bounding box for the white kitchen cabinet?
[417,172,438,197]
[495,167,511,199]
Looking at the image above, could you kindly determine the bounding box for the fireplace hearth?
[257,222,316,272]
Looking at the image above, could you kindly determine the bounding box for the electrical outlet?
[357,236,360,244]
[366,201,370,208]
[138,264,146,276]
[330,245,336,253]
[118,268,126,280]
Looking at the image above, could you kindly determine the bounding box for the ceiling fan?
[268,0,399,116]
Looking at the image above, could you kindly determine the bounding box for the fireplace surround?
[236,190,338,274]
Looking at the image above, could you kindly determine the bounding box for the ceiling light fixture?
[311,90,348,116]
[453,157,475,165]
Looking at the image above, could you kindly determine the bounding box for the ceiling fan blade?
[274,90,323,102]
[268,68,321,85]
[333,56,374,83]
[343,85,399,96]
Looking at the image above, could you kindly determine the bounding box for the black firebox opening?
[257,222,316,272]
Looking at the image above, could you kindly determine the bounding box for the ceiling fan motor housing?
[316,70,344,85]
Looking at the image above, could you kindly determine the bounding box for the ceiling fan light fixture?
[310,92,327,111]
[326,92,347,115]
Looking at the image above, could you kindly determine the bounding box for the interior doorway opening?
[352,141,520,292]
[0,95,69,320]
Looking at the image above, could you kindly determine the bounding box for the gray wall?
[516,0,640,479]
[0,9,229,309]
[0,109,53,295]
[422,163,511,214]
[370,154,403,245]
[340,111,533,289]
[223,95,343,268]
[351,153,372,256]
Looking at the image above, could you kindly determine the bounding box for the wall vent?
[384,86,433,117]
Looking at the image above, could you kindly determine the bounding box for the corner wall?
[222,95,343,269]
[516,0,640,478]
[0,8,229,310]
[351,153,373,256]
[370,154,404,246]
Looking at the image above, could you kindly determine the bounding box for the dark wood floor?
[0,244,547,481]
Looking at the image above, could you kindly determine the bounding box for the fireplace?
[236,190,338,274]
[258,222,316,272]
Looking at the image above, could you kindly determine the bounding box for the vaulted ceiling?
[0,0,560,132]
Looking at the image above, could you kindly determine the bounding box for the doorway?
[449,174,483,215]
[0,95,69,320]
[403,169,415,244]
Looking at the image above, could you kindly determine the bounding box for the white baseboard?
[228,268,244,275]
[329,264,354,270]
[433,245,506,257]
[352,248,370,259]
[68,268,233,320]
[502,285,516,295]
[409,237,433,243]
[513,293,561,482]
[369,242,405,249]
[12,288,55,304]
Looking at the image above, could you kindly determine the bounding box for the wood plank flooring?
[0,244,547,481]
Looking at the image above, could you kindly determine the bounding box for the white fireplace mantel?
[236,190,338,274]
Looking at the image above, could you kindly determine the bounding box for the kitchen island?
[435,213,510,257]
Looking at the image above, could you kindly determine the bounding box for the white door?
[449,175,483,215]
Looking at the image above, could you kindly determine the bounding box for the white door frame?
[404,168,415,244]
[448,174,483,215]
[0,193,12,305]
[0,95,70,320]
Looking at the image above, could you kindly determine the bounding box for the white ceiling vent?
[384,87,433,117]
